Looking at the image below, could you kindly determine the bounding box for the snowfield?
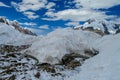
[65,33,120,80]
[0,23,40,45]
[26,28,101,64]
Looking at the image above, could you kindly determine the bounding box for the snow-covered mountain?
[0,17,36,36]
[0,17,37,45]
[74,19,120,35]
[1,17,120,80]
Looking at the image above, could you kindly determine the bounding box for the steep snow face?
[0,23,36,45]
[65,33,120,80]
[26,28,101,64]
[74,19,119,34]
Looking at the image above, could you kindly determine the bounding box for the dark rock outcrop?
[61,49,99,69]
[0,44,30,53]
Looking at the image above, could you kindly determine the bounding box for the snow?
[75,19,118,34]
[26,28,101,64]
[1,19,120,80]
[0,23,38,45]
[64,33,120,80]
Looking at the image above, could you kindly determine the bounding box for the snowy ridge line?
[74,18,120,35]
[0,17,36,36]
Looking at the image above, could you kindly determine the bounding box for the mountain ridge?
[74,18,120,36]
[0,17,36,36]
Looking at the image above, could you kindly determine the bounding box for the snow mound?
[26,28,101,64]
[65,33,120,80]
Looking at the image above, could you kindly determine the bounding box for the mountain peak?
[0,17,36,36]
[74,19,120,35]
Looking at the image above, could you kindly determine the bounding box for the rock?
[62,53,74,65]
[61,49,99,69]
[84,49,99,57]
[61,53,82,69]
[36,63,56,73]
[34,72,40,78]
[0,45,30,53]
[116,29,120,34]
[65,60,81,69]
[62,53,89,65]
[0,17,9,25]
[8,75,16,80]
[51,73,62,76]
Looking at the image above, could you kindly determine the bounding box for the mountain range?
[74,18,120,36]
[0,17,120,80]
[0,17,36,36]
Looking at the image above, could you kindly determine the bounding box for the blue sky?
[0,0,120,35]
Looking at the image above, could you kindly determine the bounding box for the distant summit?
[0,17,36,36]
[74,18,120,36]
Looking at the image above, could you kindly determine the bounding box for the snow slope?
[65,33,120,80]
[0,23,37,45]
[26,28,101,64]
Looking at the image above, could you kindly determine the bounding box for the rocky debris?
[34,72,40,78]
[0,52,39,80]
[61,49,99,69]
[116,29,120,34]
[36,63,56,73]
[0,45,99,79]
[0,44,30,53]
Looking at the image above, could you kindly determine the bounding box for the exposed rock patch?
[0,44,99,79]
[0,44,30,53]
[61,49,99,69]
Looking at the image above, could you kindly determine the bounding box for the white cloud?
[23,11,39,19]
[39,25,49,29]
[74,0,120,9]
[43,0,120,22]
[11,0,47,12]
[20,22,37,26]
[11,0,56,19]
[0,2,10,7]
[65,21,80,27]
[46,2,56,9]
[44,8,115,21]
